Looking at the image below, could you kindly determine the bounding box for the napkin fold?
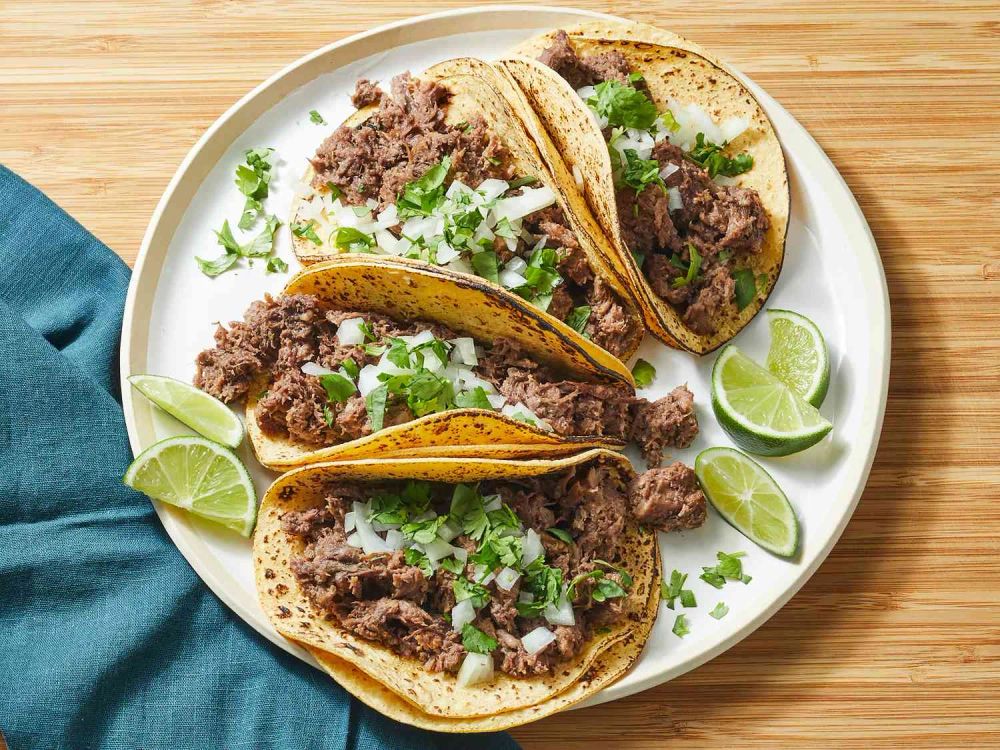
[0,165,519,750]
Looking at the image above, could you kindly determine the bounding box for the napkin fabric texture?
[0,165,520,750]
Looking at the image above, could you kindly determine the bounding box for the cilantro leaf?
[672,613,690,638]
[709,602,729,620]
[340,357,360,380]
[671,244,702,288]
[471,250,499,284]
[440,556,465,575]
[679,589,698,608]
[235,147,276,229]
[592,576,628,602]
[450,484,489,541]
[309,109,326,125]
[292,220,323,246]
[631,359,656,388]
[364,383,388,432]
[318,372,356,403]
[587,80,658,130]
[508,175,538,190]
[659,110,681,132]
[401,515,448,544]
[733,268,757,311]
[322,404,334,427]
[545,527,574,545]
[453,576,490,608]
[700,551,751,589]
[404,548,434,577]
[196,252,239,278]
[564,305,591,334]
[266,256,288,274]
[461,623,498,654]
[619,149,666,194]
[333,226,374,253]
[687,133,754,179]
[454,386,493,410]
[397,157,451,218]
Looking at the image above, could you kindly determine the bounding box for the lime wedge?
[711,345,833,456]
[129,374,244,448]
[695,447,798,557]
[766,309,830,407]
[123,436,257,536]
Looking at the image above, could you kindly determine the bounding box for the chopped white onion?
[406,329,436,348]
[384,529,405,550]
[352,501,391,554]
[337,317,367,345]
[301,361,337,377]
[376,203,399,229]
[473,565,496,585]
[476,178,510,202]
[521,529,544,567]
[521,626,556,656]
[487,393,507,409]
[498,268,528,289]
[720,116,750,144]
[423,537,454,563]
[346,532,362,548]
[572,163,584,192]
[449,337,478,366]
[504,256,527,275]
[452,546,469,564]
[518,591,535,604]
[438,520,461,543]
[357,364,382,397]
[371,521,400,533]
[495,567,521,591]
[483,495,502,513]
[659,162,680,181]
[456,652,494,687]
[451,599,476,631]
[494,186,556,222]
[343,511,356,533]
[543,595,576,627]
[667,187,683,213]
[436,242,460,264]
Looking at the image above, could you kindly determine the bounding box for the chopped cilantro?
[586,80,658,130]
[514,246,562,307]
[308,109,326,125]
[339,357,360,380]
[508,175,538,190]
[659,110,681,133]
[397,157,451,218]
[680,589,698,608]
[195,252,239,277]
[325,182,342,200]
[700,551,751,589]
[454,386,493,410]
[318,372,355,403]
[660,569,695,610]
[564,305,591,334]
[619,149,666,194]
[687,133,754,178]
[321,404,334,427]
[401,515,448,544]
[672,613,690,638]
[631,249,646,268]
[471,250,499,284]
[364,383,388,432]
[709,602,729,620]
[198,215,281,277]
[453,576,490,608]
[461,623,498,654]
[292,220,323,245]
[516,560,563,617]
[732,268,757,311]
[404,548,434,577]
[672,244,702,288]
[266,256,288,274]
[545,527,574,545]
[235,147,276,230]
[332,226,374,253]
[631,359,656,388]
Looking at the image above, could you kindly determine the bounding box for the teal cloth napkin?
[0,165,520,750]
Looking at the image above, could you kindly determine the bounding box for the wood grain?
[2,1,997,747]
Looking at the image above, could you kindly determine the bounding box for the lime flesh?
[129,374,244,448]
[123,436,257,536]
[696,447,798,557]
[711,345,832,456]
[766,309,830,408]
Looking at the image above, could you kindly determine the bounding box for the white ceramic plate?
[121,5,889,714]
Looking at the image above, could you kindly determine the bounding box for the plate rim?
[120,3,891,713]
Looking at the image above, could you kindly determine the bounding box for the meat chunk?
[630,462,707,532]
[537,30,632,88]
[584,276,643,358]
[350,79,383,109]
[628,385,699,467]
[683,265,735,335]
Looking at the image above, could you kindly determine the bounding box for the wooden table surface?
[3,1,998,747]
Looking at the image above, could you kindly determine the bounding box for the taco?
[253,449,665,729]
[289,57,645,361]
[499,21,790,354]
[193,256,699,470]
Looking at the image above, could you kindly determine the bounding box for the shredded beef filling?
[629,462,707,532]
[283,460,688,677]
[194,294,697,466]
[538,32,770,335]
[307,72,641,358]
